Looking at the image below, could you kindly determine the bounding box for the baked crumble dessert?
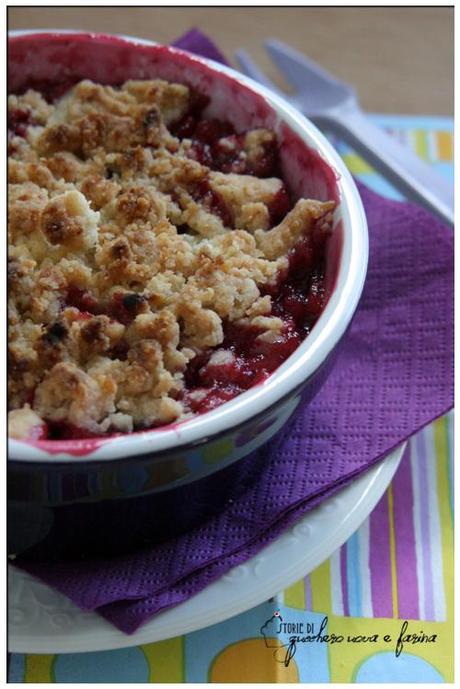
[8,78,335,441]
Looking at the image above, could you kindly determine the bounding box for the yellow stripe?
[341,153,373,175]
[284,578,306,609]
[387,484,399,618]
[141,637,184,683]
[437,131,453,161]
[310,559,332,614]
[414,130,429,161]
[433,416,454,623]
[24,655,54,682]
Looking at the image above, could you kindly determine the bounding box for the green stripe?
[341,153,374,175]
[413,130,429,161]
[445,414,454,523]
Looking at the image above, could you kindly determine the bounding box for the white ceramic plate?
[8,445,403,654]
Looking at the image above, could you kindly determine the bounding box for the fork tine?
[234,49,286,98]
[265,39,349,93]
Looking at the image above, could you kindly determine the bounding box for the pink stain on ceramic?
[278,122,340,203]
[27,436,112,457]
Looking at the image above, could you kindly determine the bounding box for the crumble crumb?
[8,406,46,440]
[8,79,335,436]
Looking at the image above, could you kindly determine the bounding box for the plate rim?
[8,445,404,654]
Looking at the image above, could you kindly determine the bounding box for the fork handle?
[316,109,454,226]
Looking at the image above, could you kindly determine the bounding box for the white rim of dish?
[8,444,403,654]
[8,31,368,462]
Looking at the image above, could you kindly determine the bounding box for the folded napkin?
[17,31,454,634]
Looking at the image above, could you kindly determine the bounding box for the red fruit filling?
[65,287,146,326]
[172,104,282,179]
[187,126,281,178]
[8,108,34,137]
[180,228,328,417]
[66,285,101,315]
[269,186,291,226]
[16,78,82,103]
[45,422,106,441]
[191,179,234,227]
[108,292,147,326]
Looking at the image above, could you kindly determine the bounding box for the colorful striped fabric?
[283,416,453,625]
[9,115,454,684]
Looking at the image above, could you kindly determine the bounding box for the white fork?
[236,39,454,226]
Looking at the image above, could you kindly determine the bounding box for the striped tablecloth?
[9,115,454,684]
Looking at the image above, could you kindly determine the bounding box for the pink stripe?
[392,445,420,619]
[304,574,312,610]
[369,492,393,617]
[340,546,350,616]
[415,432,435,620]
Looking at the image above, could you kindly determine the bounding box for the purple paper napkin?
[17,31,454,634]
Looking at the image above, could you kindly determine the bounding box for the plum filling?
[108,292,147,326]
[172,106,282,178]
[8,108,34,137]
[187,127,281,177]
[66,285,101,315]
[65,287,145,325]
[45,422,104,440]
[14,78,82,103]
[182,229,328,416]
[191,179,234,227]
[269,186,291,225]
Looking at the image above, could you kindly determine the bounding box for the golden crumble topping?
[8,78,335,440]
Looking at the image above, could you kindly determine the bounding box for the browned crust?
[8,79,335,436]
